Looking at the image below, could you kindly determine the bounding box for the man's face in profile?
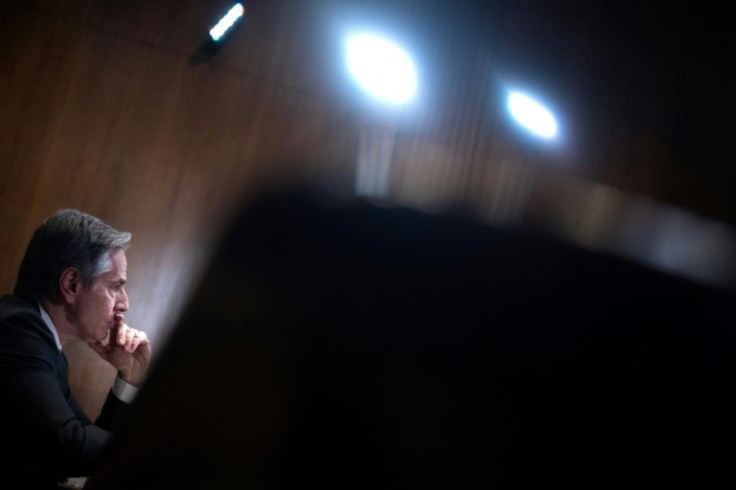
[69,249,129,344]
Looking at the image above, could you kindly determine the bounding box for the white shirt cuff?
[112,375,140,403]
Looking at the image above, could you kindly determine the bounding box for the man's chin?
[85,331,110,346]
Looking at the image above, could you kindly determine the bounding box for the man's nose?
[116,288,129,312]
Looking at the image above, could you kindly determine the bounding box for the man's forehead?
[108,249,128,276]
[110,249,127,266]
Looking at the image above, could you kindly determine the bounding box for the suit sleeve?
[96,387,132,432]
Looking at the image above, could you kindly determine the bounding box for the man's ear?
[59,268,81,304]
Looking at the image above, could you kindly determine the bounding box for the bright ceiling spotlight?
[210,3,245,42]
[346,33,417,103]
[508,91,558,139]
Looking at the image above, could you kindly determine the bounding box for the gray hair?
[14,209,131,302]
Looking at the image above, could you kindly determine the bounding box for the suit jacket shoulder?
[0,293,59,361]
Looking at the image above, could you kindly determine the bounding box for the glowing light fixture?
[210,3,245,42]
[508,91,558,139]
[346,33,417,103]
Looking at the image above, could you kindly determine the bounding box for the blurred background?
[1,0,734,418]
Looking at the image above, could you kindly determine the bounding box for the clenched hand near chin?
[90,313,151,387]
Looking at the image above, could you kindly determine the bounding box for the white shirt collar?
[37,303,62,351]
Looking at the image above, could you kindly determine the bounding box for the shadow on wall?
[88,185,736,489]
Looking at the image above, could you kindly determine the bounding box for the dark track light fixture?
[209,3,245,43]
[189,3,247,64]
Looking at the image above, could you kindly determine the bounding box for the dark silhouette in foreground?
[89,187,736,489]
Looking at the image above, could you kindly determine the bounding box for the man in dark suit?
[0,209,151,489]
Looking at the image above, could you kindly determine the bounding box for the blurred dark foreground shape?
[88,186,736,489]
